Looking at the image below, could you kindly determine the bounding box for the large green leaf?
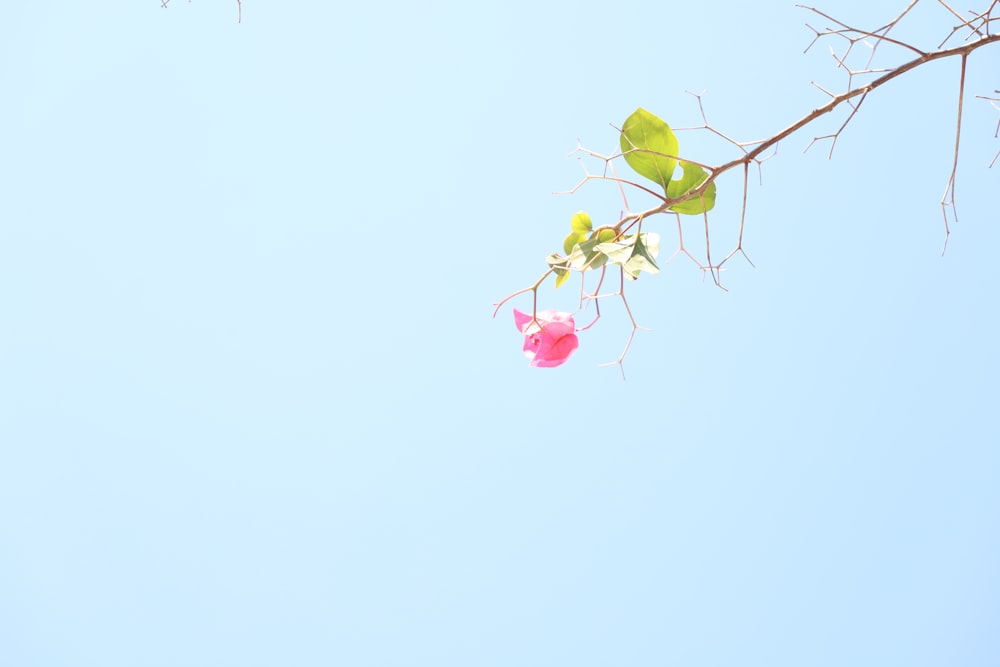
[619,108,679,192]
[667,161,716,215]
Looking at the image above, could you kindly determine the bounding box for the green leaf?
[624,232,660,279]
[563,230,588,255]
[619,108,679,191]
[594,228,617,244]
[567,238,609,271]
[594,236,634,265]
[595,232,661,280]
[570,211,593,234]
[667,161,717,215]
[546,253,572,288]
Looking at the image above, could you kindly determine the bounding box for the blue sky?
[2,2,999,666]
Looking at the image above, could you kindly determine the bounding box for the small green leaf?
[546,253,572,288]
[570,211,593,234]
[667,161,717,215]
[620,108,679,191]
[563,230,588,255]
[594,228,617,244]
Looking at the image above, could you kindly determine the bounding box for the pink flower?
[513,309,579,368]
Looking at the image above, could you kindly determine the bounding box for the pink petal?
[530,332,579,367]
[513,308,579,368]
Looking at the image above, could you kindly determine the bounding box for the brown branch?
[590,31,999,243]
[721,33,1000,174]
[499,2,1000,371]
[566,14,1000,278]
[802,4,927,57]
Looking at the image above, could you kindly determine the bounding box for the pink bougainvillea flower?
[513,308,579,368]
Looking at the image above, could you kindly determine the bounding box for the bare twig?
[940,53,970,253]
[497,1,1000,371]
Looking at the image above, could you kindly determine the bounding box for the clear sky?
[2,2,999,666]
